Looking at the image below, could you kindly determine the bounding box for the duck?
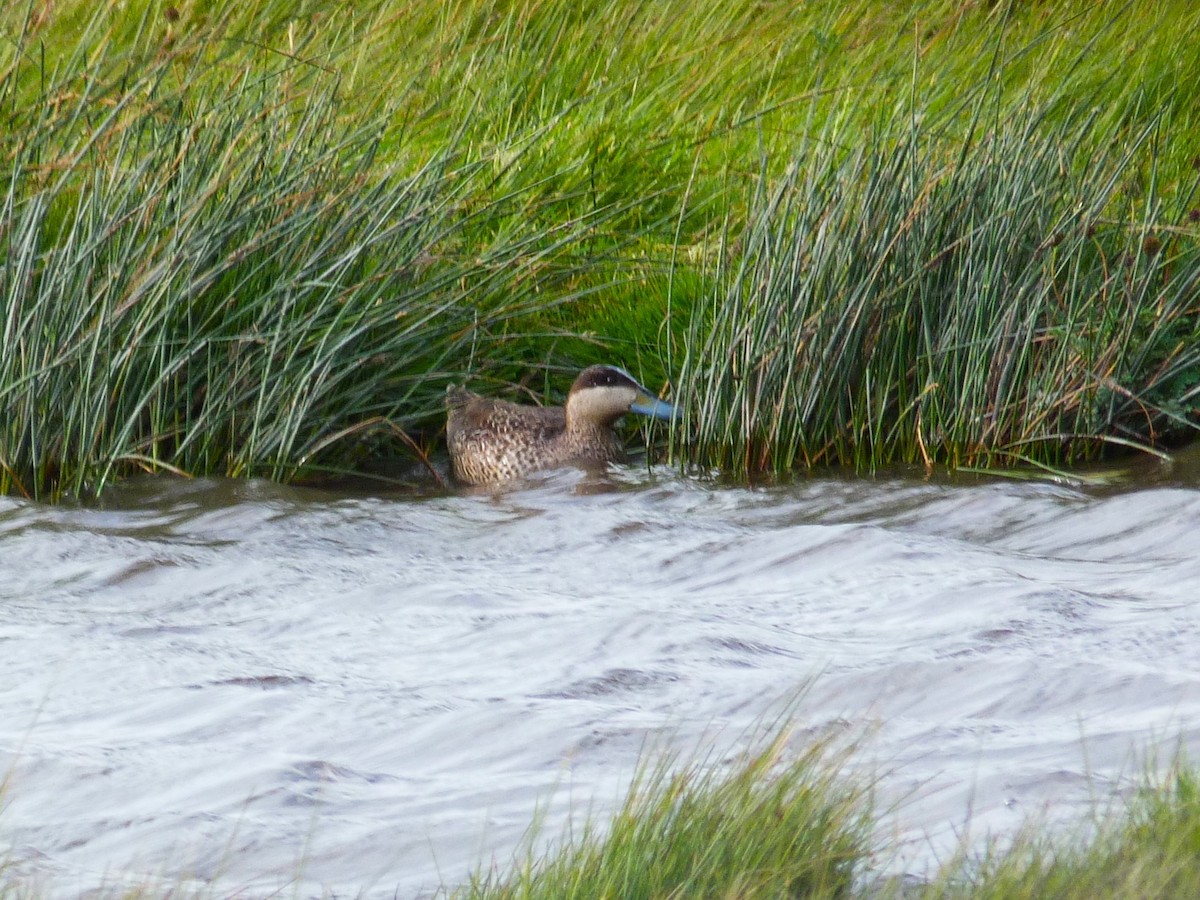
[445,365,676,485]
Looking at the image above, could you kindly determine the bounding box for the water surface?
[2,464,1199,896]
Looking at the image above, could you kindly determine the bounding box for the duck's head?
[565,365,676,427]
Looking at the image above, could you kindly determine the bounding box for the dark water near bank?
[3,460,1200,896]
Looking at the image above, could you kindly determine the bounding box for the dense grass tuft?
[458,727,871,900]
[922,765,1200,899]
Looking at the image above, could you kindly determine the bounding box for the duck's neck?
[563,417,625,461]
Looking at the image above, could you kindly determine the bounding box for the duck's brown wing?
[446,392,565,438]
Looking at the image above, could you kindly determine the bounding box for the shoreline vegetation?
[2,0,1199,895]
[1,0,1198,498]
[4,719,1199,898]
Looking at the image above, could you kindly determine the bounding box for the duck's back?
[446,389,569,484]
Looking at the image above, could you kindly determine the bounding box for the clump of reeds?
[675,61,1200,477]
[0,8,623,499]
[458,728,871,900]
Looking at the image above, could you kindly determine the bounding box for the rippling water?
[3,462,1200,896]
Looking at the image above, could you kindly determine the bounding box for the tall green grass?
[0,10,636,498]
[676,63,1200,476]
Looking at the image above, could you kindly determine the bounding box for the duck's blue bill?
[630,393,677,421]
